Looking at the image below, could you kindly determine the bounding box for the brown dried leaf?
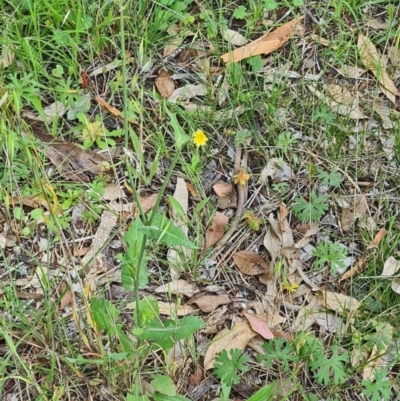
[243,311,274,340]
[205,212,229,248]
[187,294,230,313]
[372,98,394,129]
[308,84,368,119]
[221,16,304,63]
[168,83,207,103]
[316,290,361,313]
[338,65,367,79]
[24,118,109,183]
[155,68,175,99]
[158,302,196,316]
[233,251,270,276]
[213,181,233,197]
[60,290,74,310]
[358,34,400,98]
[154,279,198,297]
[366,227,387,250]
[204,322,257,370]
[339,254,368,281]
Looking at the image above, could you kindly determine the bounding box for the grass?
[1,0,400,400]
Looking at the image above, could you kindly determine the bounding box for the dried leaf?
[187,294,230,313]
[338,65,367,79]
[213,181,233,197]
[221,16,304,63]
[168,83,207,103]
[24,118,109,183]
[158,302,196,316]
[362,345,381,380]
[366,227,387,250]
[23,101,67,124]
[222,29,247,46]
[372,98,394,129]
[365,19,388,30]
[89,54,134,77]
[358,34,400,100]
[0,46,15,68]
[205,212,229,248]
[204,322,257,370]
[155,68,175,99]
[60,290,73,310]
[167,177,189,279]
[154,279,197,297]
[243,311,274,340]
[307,84,368,119]
[233,251,270,276]
[381,257,400,294]
[81,210,118,268]
[339,254,368,281]
[316,290,361,313]
[103,184,126,201]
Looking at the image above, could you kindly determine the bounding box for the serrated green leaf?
[317,168,343,187]
[292,192,328,222]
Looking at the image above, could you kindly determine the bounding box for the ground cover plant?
[1,0,400,400]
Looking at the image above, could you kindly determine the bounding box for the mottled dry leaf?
[232,251,270,276]
[372,98,394,129]
[222,29,247,46]
[213,181,233,197]
[308,84,368,119]
[168,83,207,103]
[358,34,400,100]
[155,68,175,99]
[367,228,387,250]
[381,257,400,294]
[23,101,67,124]
[204,322,257,370]
[365,19,388,30]
[103,184,126,201]
[340,195,369,231]
[313,312,344,333]
[316,290,361,313]
[279,203,288,233]
[292,296,321,331]
[338,65,367,79]
[140,193,158,214]
[158,302,196,316]
[243,311,274,340]
[154,279,197,297]
[260,158,293,182]
[221,16,304,63]
[205,212,229,248]
[0,46,15,68]
[187,294,230,313]
[89,54,134,76]
[363,345,381,381]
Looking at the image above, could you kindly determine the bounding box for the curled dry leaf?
[155,68,175,99]
[316,290,361,314]
[339,254,368,281]
[154,279,198,297]
[187,294,230,313]
[366,227,387,250]
[205,212,229,248]
[221,16,304,63]
[204,322,257,370]
[372,98,394,129]
[243,311,274,340]
[0,45,15,68]
[232,250,270,276]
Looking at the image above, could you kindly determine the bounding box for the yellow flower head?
[193,130,208,147]
[282,282,299,293]
[233,169,250,186]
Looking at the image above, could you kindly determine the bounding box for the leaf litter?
[4,4,400,400]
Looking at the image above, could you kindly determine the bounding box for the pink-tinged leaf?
[243,311,274,340]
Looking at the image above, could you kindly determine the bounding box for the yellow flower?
[282,282,299,293]
[233,169,250,186]
[193,130,208,147]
